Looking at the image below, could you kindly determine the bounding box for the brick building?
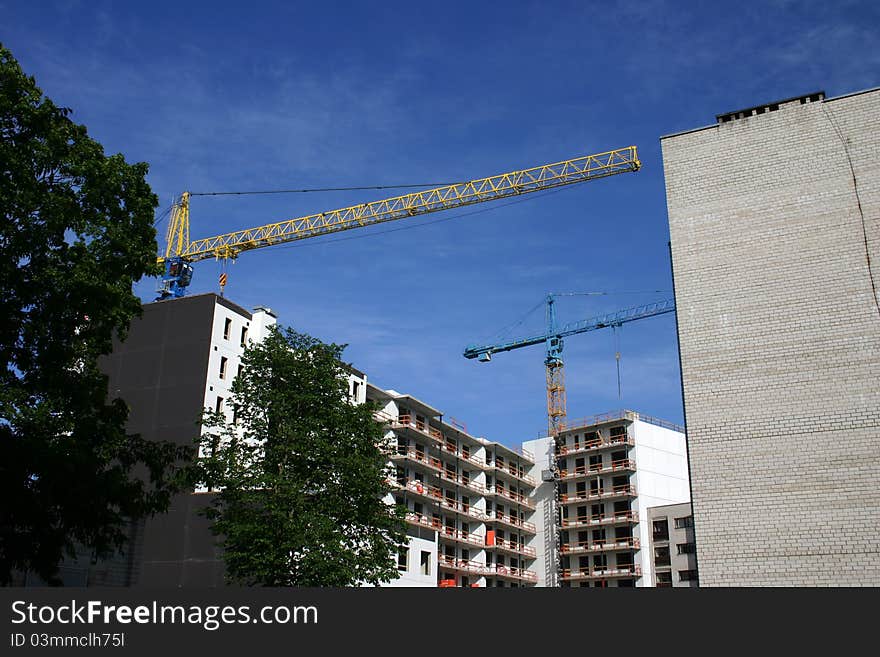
[661,88,880,585]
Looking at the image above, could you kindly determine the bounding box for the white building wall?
[202,303,278,431]
[631,419,690,587]
[524,437,555,588]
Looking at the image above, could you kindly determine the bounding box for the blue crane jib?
[463,298,676,362]
[463,296,676,436]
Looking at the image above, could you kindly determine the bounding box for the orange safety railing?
[556,435,634,456]
[405,512,443,531]
[390,477,443,500]
[508,446,534,462]
[554,409,633,434]
[560,536,640,554]
[490,536,537,558]
[391,446,444,471]
[439,441,489,469]
[559,484,637,503]
[438,555,495,576]
[461,451,488,468]
[437,526,486,548]
[374,409,395,424]
[487,512,536,534]
[488,461,536,486]
[558,459,636,480]
[560,511,639,528]
[438,469,488,495]
[557,436,603,455]
[440,498,491,522]
[437,556,538,582]
[394,414,444,444]
[492,565,538,582]
[560,564,641,580]
[488,486,536,509]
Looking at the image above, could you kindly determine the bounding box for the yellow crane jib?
[155,146,640,299]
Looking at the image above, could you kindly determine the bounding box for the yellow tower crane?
[156,146,640,298]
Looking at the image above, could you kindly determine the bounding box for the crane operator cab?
[156,257,194,300]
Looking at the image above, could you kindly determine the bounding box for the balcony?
[486,486,536,510]
[392,414,443,445]
[560,564,641,582]
[439,498,490,523]
[437,469,488,496]
[487,461,536,486]
[437,526,487,550]
[558,459,636,481]
[556,435,633,457]
[405,512,442,532]
[437,556,538,583]
[560,511,639,529]
[552,410,633,435]
[560,536,640,555]
[390,478,443,503]
[438,441,490,470]
[492,565,538,584]
[486,534,537,558]
[557,436,602,456]
[487,512,536,535]
[438,555,494,577]
[559,484,637,505]
[390,446,443,472]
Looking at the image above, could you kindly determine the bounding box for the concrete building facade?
[370,384,538,587]
[646,502,697,587]
[524,410,690,588]
[95,293,282,585]
[662,88,880,585]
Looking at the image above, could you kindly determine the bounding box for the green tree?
[196,325,407,586]
[0,44,189,585]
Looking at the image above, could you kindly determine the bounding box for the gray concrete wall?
[661,89,880,585]
[646,502,697,587]
[94,294,226,586]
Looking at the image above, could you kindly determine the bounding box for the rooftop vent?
[716,91,825,124]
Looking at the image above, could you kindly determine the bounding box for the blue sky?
[5,0,878,446]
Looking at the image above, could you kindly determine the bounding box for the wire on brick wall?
[822,105,880,322]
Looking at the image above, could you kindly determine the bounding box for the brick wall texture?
[661,88,880,586]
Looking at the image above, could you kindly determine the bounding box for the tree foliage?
[195,325,407,586]
[0,44,189,585]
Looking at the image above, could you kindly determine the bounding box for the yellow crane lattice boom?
[160,146,640,265]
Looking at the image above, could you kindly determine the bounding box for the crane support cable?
[160,146,640,264]
[188,183,463,196]
[463,298,675,359]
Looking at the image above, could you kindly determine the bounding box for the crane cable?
[614,325,622,399]
[187,183,463,197]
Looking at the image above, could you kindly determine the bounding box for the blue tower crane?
[463,296,675,436]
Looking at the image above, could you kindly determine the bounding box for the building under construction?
[371,385,538,587]
[525,411,689,588]
[26,292,686,587]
